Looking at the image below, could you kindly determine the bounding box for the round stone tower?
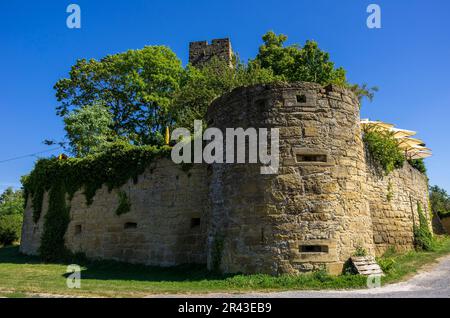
[206,82,374,275]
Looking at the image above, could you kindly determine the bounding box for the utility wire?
[0,147,63,164]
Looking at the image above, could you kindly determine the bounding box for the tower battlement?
[189,38,233,67]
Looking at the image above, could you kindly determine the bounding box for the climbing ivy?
[413,203,435,251]
[211,235,224,272]
[115,191,132,216]
[22,142,172,259]
[39,180,71,261]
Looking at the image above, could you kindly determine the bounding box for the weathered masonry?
[21,82,431,275]
[189,38,233,67]
[20,41,431,276]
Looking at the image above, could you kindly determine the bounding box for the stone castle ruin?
[20,39,431,275]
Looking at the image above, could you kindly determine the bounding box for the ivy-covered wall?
[19,82,432,275]
[20,158,208,265]
[365,155,431,255]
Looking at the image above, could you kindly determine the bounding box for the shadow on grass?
[0,245,235,283]
[0,246,42,264]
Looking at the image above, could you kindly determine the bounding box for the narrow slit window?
[296,95,307,103]
[124,222,137,230]
[296,154,327,163]
[191,218,201,228]
[300,245,329,253]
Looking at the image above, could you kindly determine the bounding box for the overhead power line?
[0,147,63,164]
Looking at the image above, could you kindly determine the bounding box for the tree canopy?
[53,31,377,155]
[255,31,347,86]
[0,187,24,245]
[430,185,450,218]
[0,187,24,217]
[54,46,184,146]
[63,102,119,157]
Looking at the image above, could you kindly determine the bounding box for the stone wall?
[207,83,375,275]
[20,159,209,266]
[20,81,431,275]
[206,82,430,275]
[366,157,431,256]
[441,217,450,234]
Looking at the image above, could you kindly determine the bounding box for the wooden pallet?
[350,256,384,276]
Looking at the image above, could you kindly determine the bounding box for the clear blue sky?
[0,0,449,193]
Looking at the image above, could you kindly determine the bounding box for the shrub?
[413,203,435,251]
[0,214,23,245]
[353,245,367,257]
[408,159,427,174]
[377,257,396,273]
[115,191,131,216]
[363,128,405,174]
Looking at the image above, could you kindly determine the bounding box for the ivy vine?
[22,143,172,259]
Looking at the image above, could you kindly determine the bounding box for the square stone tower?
[189,38,233,67]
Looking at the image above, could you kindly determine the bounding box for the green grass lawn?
[0,236,449,298]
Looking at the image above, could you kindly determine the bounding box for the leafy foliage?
[377,257,396,273]
[347,83,379,104]
[255,31,347,85]
[363,127,405,174]
[253,31,377,103]
[0,214,22,246]
[408,159,427,174]
[0,188,24,246]
[173,57,282,131]
[0,188,24,217]
[23,142,171,223]
[22,143,172,259]
[53,32,375,154]
[413,203,435,251]
[429,185,450,218]
[39,180,71,261]
[353,246,367,257]
[115,191,131,216]
[54,46,184,146]
[63,102,119,157]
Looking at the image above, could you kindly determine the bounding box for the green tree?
[255,31,347,85]
[54,46,184,146]
[429,185,450,218]
[0,188,24,245]
[63,102,118,157]
[173,57,281,130]
[254,31,377,103]
[0,187,24,217]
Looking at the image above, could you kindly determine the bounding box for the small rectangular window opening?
[191,218,201,228]
[296,154,327,163]
[75,225,82,235]
[124,222,137,230]
[300,245,329,253]
[296,95,307,103]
